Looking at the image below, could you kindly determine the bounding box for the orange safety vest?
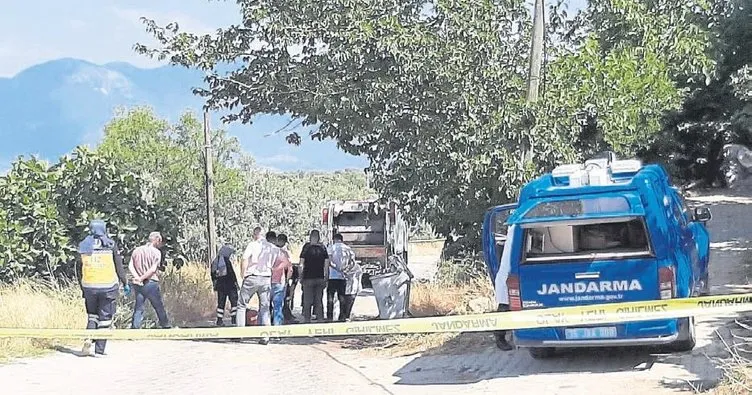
[81,242,118,289]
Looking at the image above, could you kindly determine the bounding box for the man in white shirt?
[493,225,517,351]
[326,233,356,322]
[241,226,263,272]
[236,229,280,345]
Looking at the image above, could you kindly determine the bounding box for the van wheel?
[669,317,696,352]
[528,347,556,359]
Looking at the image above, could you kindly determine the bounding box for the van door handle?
[575,272,600,279]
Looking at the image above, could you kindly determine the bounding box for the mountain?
[0,58,368,172]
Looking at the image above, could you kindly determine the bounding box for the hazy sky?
[0,0,588,77]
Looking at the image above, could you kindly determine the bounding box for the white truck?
[321,198,409,288]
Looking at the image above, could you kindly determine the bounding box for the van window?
[523,217,651,263]
[524,197,630,219]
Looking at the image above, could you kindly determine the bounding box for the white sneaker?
[81,339,95,357]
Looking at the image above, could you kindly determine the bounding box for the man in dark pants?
[211,243,239,326]
[299,229,329,323]
[494,303,512,350]
[283,264,300,323]
[76,219,130,357]
[326,233,354,322]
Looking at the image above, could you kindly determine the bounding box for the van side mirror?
[693,207,712,223]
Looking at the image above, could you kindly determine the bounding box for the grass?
[0,263,220,362]
[0,252,489,362]
[0,280,85,361]
[342,263,497,357]
[712,320,752,394]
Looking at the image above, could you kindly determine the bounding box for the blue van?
[481,155,712,359]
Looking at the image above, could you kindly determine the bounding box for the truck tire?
[668,317,696,352]
[528,347,556,359]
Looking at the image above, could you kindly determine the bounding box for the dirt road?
[2,193,751,394]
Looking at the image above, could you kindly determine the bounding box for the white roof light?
[611,159,642,175]
[550,157,643,187]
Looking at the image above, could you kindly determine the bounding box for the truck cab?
[482,155,712,358]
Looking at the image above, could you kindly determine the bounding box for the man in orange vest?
[76,219,130,357]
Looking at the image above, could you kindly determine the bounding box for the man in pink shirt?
[271,233,292,326]
[128,231,171,329]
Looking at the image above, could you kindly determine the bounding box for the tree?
[641,0,752,186]
[97,107,246,261]
[136,0,554,240]
[136,0,716,248]
[0,148,183,282]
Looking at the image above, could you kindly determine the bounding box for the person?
[326,233,355,322]
[299,229,329,323]
[339,252,362,322]
[270,233,293,326]
[129,231,172,329]
[283,256,301,323]
[242,226,263,266]
[211,243,239,326]
[493,224,517,351]
[76,219,130,357]
[237,230,280,345]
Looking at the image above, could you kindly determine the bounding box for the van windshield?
[522,217,651,263]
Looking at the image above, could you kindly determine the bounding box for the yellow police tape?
[1,293,752,341]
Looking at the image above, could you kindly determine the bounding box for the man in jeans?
[326,233,354,322]
[129,231,171,329]
[237,230,280,345]
[270,233,292,326]
[299,229,329,323]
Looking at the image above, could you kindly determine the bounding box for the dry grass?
[0,255,493,362]
[342,276,497,357]
[0,280,85,361]
[0,262,226,362]
[713,320,752,394]
[407,240,444,257]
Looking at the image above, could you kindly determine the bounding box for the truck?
[321,198,409,288]
[482,153,712,359]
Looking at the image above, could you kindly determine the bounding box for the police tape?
[2,293,752,341]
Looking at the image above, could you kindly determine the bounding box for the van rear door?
[517,217,659,308]
[482,203,518,284]
[508,195,660,308]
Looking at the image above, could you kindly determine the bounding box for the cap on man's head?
[89,219,108,237]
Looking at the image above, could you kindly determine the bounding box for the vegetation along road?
[1,192,749,395]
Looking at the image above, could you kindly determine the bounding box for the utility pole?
[203,110,217,265]
[526,0,545,103]
[521,0,545,166]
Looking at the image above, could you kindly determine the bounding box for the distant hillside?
[0,58,367,172]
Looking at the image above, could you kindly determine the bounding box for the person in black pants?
[76,219,130,357]
[283,264,300,323]
[299,230,329,323]
[326,233,352,322]
[211,244,239,326]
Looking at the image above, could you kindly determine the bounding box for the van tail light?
[659,266,676,300]
[507,274,522,311]
[322,208,329,225]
